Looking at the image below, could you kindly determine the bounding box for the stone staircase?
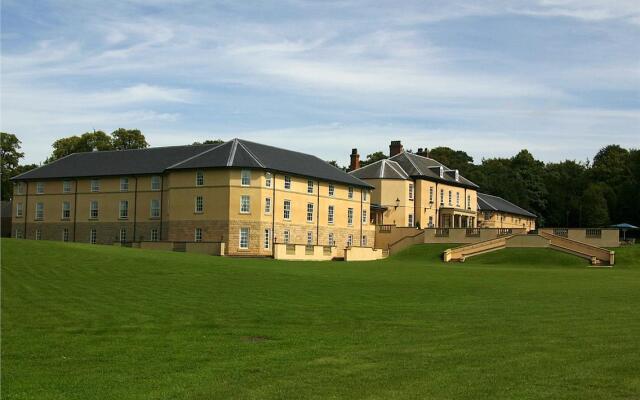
[443,233,615,266]
[538,231,614,266]
[443,235,512,262]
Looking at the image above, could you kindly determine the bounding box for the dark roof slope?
[477,192,536,218]
[349,159,410,180]
[349,150,478,188]
[11,144,219,180]
[390,152,478,188]
[12,139,372,188]
[170,139,372,188]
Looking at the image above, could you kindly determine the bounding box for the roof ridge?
[386,159,409,179]
[226,138,239,166]
[400,152,422,175]
[236,140,266,168]
[166,141,228,169]
[380,159,387,178]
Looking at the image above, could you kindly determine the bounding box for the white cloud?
[1,0,638,165]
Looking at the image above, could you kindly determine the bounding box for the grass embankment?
[2,240,639,399]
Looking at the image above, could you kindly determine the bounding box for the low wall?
[273,243,337,261]
[137,241,225,255]
[185,242,225,256]
[506,234,549,248]
[139,241,175,252]
[539,228,619,248]
[424,228,526,244]
[374,226,422,249]
[387,231,426,255]
[344,246,387,261]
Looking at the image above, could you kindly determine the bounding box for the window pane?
[306,203,314,222]
[240,228,249,249]
[196,171,204,186]
[240,195,250,213]
[151,176,161,190]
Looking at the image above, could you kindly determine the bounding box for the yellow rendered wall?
[364,177,477,228]
[478,211,536,231]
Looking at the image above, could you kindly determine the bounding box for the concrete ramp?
[538,231,614,266]
[443,235,513,262]
[443,233,615,266]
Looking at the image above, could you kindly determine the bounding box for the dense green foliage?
[423,145,639,227]
[359,151,388,167]
[192,139,225,145]
[2,240,639,399]
[0,133,37,200]
[47,128,149,162]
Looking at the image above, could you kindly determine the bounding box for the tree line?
[2,131,638,227]
[1,129,225,201]
[336,144,640,227]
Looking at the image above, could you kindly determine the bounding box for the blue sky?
[2,0,638,165]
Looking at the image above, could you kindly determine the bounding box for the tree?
[1,132,25,200]
[327,160,347,171]
[48,131,114,162]
[360,151,387,167]
[427,147,474,175]
[544,160,587,227]
[590,145,633,225]
[193,139,225,145]
[1,132,24,170]
[581,183,610,227]
[510,150,548,221]
[111,128,149,150]
[591,145,630,187]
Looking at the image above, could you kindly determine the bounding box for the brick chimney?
[349,148,360,171]
[417,147,429,157]
[389,140,403,157]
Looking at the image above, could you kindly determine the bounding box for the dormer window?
[439,166,444,179]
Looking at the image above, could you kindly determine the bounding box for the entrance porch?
[438,208,476,228]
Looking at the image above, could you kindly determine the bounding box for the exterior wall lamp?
[394,198,400,209]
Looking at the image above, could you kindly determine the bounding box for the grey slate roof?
[477,192,536,218]
[12,139,372,188]
[349,151,478,189]
[349,159,410,180]
[390,152,478,188]
[11,144,219,180]
[169,139,372,188]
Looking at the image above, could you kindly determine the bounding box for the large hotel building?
[11,138,536,256]
[11,139,375,256]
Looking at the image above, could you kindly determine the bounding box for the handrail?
[551,243,609,259]
[539,231,613,263]
[446,236,511,261]
[538,231,610,253]
[387,231,425,254]
[387,230,425,249]
[450,236,510,251]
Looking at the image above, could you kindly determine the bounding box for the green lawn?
[2,239,640,400]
